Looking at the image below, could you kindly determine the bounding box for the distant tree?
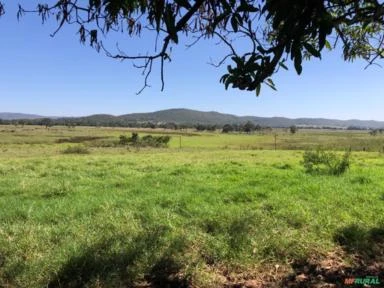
[289,125,298,134]
[369,129,378,136]
[5,1,384,95]
[163,122,178,130]
[242,121,256,133]
[64,120,75,129]
[17,120,26,127]
[143,122,156,129]
[222,124,234,133]
[347,126,367,130]
[178,123,190,130]
[232,124,241,132]
[70,123,77,129]
[195,124,206,131]
[40,118,53,128]
[261,126,273,133]
[206,125,216,131]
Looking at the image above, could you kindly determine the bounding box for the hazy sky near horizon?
[1,1,384,120]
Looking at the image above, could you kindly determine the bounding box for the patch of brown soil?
[222,248,383,288]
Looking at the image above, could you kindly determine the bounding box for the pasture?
[0,125,383,287]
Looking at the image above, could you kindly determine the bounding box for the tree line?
[0,118,278,133]
[3,118,384,133]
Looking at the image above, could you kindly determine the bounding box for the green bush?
[141,135,171,147]
[119,133,139,145]
[119,135,130,145]
[119,133,171,148]
[62,146,90,154]
[131,132,139,144]
[302,149,350,175]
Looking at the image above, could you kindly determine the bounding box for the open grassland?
[2,125,384,151]
[0,125,383,287]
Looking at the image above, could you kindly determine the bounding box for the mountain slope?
[0,113,44,120]
[2,109,384,129]
[118,108,240,124]
[115,109,384,128]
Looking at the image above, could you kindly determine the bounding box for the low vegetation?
[56,136,105,143]
[119,133,171,147]
[62,145,90,154]
[302,149,351,175]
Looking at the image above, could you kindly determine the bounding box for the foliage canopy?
[2,0,384,94]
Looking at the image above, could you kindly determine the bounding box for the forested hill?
[0,113,44,120]
[1,109,384,129]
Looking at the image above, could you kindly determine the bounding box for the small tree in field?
[290,125,298,134]
[119,135,130,145]
[40,118,53,129]
[222,124,234,133]
[242,121,255,134]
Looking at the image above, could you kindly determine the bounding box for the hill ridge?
[1,109,384,129]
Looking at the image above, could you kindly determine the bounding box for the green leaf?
[325,40,332,50]
[318,25,327,49]
[279,62,288,70]
[303,43,321,58]
[266,78,277,91]
[225,76,235,90]
[231,56,244,68]
[256,83,261,96]
[220,74,229,83]
[231,15,239,32]
[294,50,302,75]
[294,61,302,75]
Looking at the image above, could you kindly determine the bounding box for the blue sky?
[1,1,383,120]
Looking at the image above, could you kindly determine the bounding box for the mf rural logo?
[344,276,381,285]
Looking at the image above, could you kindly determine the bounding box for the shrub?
[119,133,171,148]
[87,139,117,148]
[119,135,130,145]
[302,149,350,175]
[289,125,297,134]
[56,136,104,143]
[141,135,171,147]
[222,124,234,133]
[131,132,139,144]
[119,133,139,145]
[62,145,90,154]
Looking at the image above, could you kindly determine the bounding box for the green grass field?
[0,125,383,287]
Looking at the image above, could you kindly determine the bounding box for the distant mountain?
[2,109,384,129]
[239,116,384,129]
[112,108,384,129]
[117,108,240,124]
[0,112,44,120]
